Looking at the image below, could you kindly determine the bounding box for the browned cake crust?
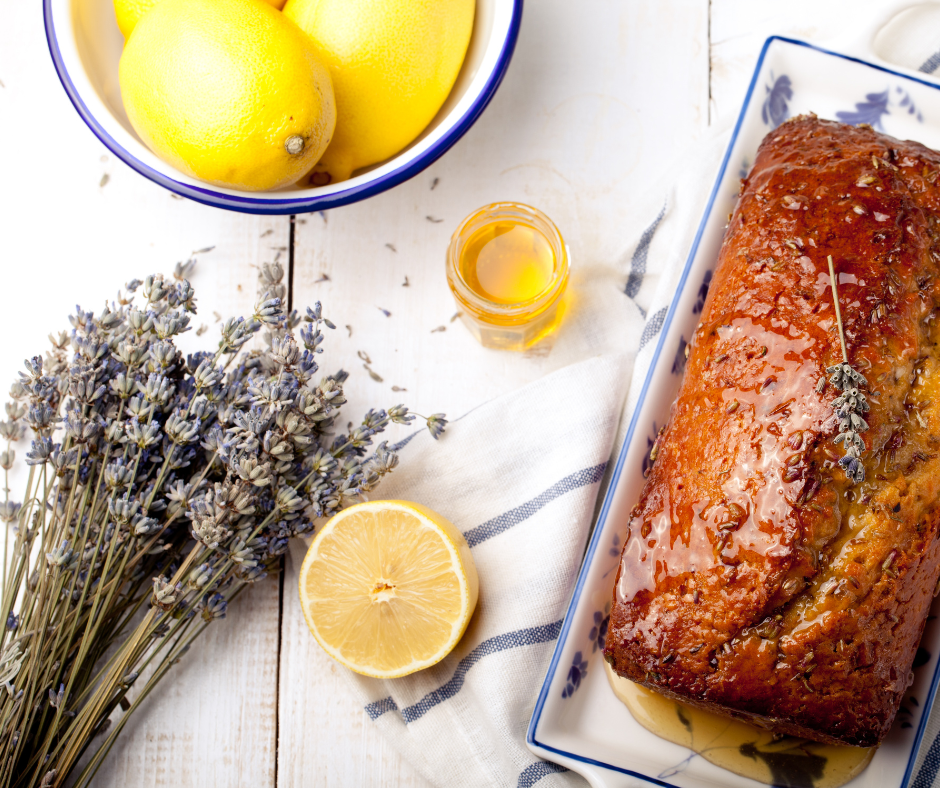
[604,116,940,747]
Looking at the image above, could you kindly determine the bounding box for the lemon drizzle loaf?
[604,116,940,747]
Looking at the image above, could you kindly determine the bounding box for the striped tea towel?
[283,18,940,782]
[334,355,630,788]
[283,131,736,788]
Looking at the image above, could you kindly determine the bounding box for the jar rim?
[446,202,569,317]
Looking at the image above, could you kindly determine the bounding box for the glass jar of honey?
[446,202,569,351]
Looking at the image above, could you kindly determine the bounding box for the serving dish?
[527,32,940,788]
[42,0,522,215]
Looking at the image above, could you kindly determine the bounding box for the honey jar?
[446,202,569,351]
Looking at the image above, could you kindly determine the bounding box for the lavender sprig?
[825,255,869,485]
[0,260,445,788]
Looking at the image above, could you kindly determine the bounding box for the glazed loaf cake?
[604,116,940,747]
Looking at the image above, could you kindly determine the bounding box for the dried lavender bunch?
[0,260,444,788]
[825,254,869,485]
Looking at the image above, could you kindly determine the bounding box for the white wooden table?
[0,1,904,784]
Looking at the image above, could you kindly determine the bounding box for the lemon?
[119,0,335,192]
[113,0,287,41]
[283,0,474,183]
[298,500,479,678]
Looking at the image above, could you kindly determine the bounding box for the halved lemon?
[298,500,479,678]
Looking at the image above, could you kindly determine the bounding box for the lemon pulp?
[299,501,478,678]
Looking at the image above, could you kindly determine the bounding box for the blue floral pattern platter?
[527,36,940,788]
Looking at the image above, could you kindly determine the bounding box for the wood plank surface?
[6,0,920,785]
[280,1,709,785]
[0,6,288,787]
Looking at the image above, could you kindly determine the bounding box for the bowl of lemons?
[44,0,522,213]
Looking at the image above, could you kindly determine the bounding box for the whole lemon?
[283,0,474,184]
[119,0,335,192]
[113,0,287,41]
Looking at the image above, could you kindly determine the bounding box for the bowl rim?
[42,0,524,215]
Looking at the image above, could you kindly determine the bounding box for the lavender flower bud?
[237,564,267,583]
[262,430,291,458]
[253,296,284,327]
[275,485,305,517]
[104,459,134,491]
[271,335,300,367]
[165,412,201,445]
[190,501,230,549]
[124,418,160,449]
[127,307,155,336]
[108,498,141,525]
[0,502,20,525]
[22,356,43,380]
[132,515,161,537]
[143,274,169,304]
[426,413,448,440]
[151,576,183,611]
[97,305,122,330]
[198,593,228,622]
[105,419,125,444]
[0,421,23,442]
[48,683,66,709]
[9,380,26,400]
[26,404,57,431]
[229,539,259,568]
[299,322,325,353]
[46,540,76,570]
[0,450,13,471]
[4,402,26,420]
[388,405,414,425]
[188,563,214,590]
[25,437,54,466]
[154,310,190,339]
[138,373,172,405]
[234,456,272,487]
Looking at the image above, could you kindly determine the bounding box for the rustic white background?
[0,0,916,785]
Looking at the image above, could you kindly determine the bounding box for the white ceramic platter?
[527,34,940,788]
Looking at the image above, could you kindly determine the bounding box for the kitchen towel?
[287,16,940,783]
[286,129,735,788]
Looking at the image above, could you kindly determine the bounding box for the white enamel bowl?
[43,0,523,214]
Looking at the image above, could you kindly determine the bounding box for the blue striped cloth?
[295,133,730,787]
[326,354,631,788]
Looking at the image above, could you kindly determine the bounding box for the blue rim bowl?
[43,0,523,215]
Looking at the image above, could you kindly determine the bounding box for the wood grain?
[4,0,899,783]
[280,2,709,785]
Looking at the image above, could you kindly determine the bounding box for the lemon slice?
[298,500,479,678]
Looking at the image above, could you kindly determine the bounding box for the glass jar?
[446,202,569,351]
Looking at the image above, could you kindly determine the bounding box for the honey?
[604,662,875,788]
[459,222,556,304]
[447,203,568,351]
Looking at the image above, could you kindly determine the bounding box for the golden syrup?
[604,662,875,788]
[446,203,568,352]
[459,222,556,304]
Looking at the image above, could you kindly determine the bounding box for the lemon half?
[299,500,479,678]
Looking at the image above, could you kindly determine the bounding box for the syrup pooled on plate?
[604,662,874,788]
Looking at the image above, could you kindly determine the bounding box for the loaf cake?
[604,115,940,747]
